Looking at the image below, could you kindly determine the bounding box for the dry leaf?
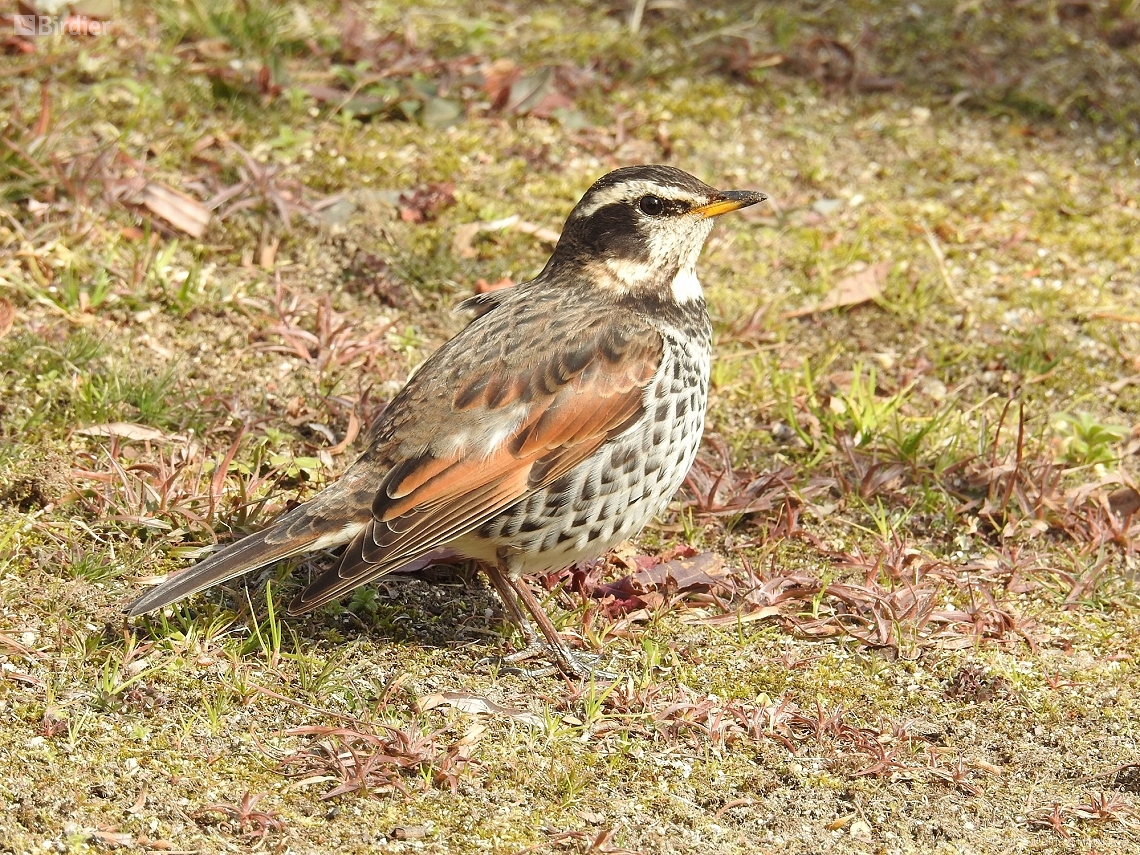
[587,549,734,619]
[625,551,730,595]
[327,412,361,456]
[135,838,175,851]
[397,183,456,223]
[453,216,515,258]
[681,605,782,626]
[419,692,544,727]
[1108,486,1140,518]
[0,297,14,339]
[77,423,170,442]
[2,34,36,55]
[140,181,211,238]
[784,262,889,318]
[456,723,487,747]
[482,58,520,110]
[513,219,561,243]
[504,68,573,118]
[391,826,429,841]
[259,235,279,269]
[1089,310,1140,325]
[452,215,560,258]
[89,830,133,849]
[127,785,148,815]
[0,632,36,658]
[475,276,514,294]
[34,82,50,136]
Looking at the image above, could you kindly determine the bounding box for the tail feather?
[128,525,315,616]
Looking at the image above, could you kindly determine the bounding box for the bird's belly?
[471,340,710,575]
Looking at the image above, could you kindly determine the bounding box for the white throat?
[670,266,703,303]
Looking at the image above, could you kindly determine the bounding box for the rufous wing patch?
[289,323,664,613]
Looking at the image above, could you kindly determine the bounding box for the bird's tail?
[127,524,319,616]
[127,488,371,617]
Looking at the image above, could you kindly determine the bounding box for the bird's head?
[545,165,767,303]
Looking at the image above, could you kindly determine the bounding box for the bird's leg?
[479,563,560,674]
[482,563,541,648]
[490,565,616,681]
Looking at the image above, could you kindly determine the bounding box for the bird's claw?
[478,639,617,681]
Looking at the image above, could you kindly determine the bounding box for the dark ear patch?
[571,203,647,261]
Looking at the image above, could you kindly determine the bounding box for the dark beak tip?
[693,189,769,218]
[724,189,768,207]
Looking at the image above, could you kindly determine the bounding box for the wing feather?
[288,321,663,614]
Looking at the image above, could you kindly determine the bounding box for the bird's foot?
[479,638,617,681]
[480,563,617,680]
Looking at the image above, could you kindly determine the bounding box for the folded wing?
[289,321,662,613]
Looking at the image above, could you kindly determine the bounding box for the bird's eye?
[639,195,664,216]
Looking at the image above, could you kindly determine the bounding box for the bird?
[128,164,767,677]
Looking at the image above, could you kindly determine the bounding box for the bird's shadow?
[142,552,516,656]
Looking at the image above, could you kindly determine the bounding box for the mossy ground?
[2,1,1140,853]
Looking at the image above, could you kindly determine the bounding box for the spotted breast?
[467,297,712,577]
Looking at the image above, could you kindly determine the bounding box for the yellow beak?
[692,190,768,218]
